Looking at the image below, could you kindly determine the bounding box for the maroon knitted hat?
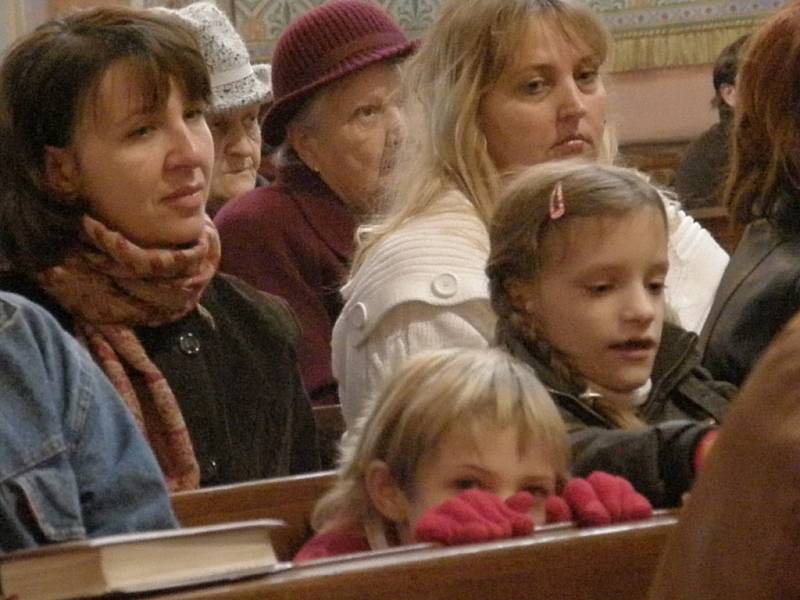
[262,0,414,146]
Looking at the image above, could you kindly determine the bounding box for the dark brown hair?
[725,3,800,227]
[711,34,749,115]
[0,6,211,271]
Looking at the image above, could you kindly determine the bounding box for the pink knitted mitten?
[414,489,534,545]
[546,471,653,526]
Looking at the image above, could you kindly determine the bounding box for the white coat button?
[431,273,458,298]
[350,302,367,328]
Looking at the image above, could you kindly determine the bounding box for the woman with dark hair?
[0,6,319,491]
[701,2,800,387]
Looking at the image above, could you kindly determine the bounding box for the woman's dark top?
[0,271,321,486]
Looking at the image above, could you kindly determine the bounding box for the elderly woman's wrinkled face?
[479,18,607,172]
[208,103,262,211]
[48,60,213,248]
[289,62,403,216]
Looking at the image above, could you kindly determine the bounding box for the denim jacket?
[0,292,177,553]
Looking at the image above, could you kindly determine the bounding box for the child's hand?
[545,471,652,526]
[414,488,534,545]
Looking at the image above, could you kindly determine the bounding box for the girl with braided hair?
[486,160,735,507]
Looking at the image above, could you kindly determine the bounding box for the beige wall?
[0,0,138,53]
[1,1,727,147]
[0,2,24,54]
[609,64,717,145]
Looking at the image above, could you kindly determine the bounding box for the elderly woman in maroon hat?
[215,0,413,407]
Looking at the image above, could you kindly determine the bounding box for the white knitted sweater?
[332,190,728,430]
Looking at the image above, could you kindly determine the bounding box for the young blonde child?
[295,347,651,562]
[486,160,734,508]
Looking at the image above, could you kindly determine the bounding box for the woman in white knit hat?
[161,2,272,215]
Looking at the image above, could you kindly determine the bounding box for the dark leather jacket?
[500,322,735,507]
[701,193,800,386]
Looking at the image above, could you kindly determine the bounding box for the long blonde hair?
[311,347,570,538]
[350,0,612,273]
[486,160,666,429]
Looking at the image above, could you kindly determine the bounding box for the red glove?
[693,429,719,473]
[414,489,534,545]
[545,471,652,526]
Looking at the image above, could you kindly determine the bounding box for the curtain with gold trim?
[143,0,783,72]
[595,0,781,71]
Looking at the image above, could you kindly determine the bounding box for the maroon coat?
[215,163,356,405]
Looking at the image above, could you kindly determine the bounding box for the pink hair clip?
[549,181,565,219]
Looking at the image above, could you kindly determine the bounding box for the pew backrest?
[155,510,679,600]
[313,404,346,470]
[687,206,740,253]
[171,471,337,561]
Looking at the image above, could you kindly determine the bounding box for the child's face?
[397,424,558,543]
[516,207,668,393]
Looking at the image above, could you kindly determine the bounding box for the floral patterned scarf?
[37,214,221,491]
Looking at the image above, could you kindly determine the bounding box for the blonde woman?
[295,348,651,561]
[332,0,728,428]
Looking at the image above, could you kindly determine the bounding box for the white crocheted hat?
[157,2,271,114]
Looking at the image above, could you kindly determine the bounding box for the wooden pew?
[171,404,345,558]
[154,511,678,600]
[619,141,687,188]
[687,205,740,253]
[313,404,345,470]
[171,470,336,561]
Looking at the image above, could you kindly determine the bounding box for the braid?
[507,304,646,430]
[592,399,647,430]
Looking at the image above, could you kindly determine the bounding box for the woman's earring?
[549,181,565,219]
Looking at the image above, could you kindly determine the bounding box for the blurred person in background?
[674,35,749,209]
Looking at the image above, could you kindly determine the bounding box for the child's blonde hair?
[311,347,570,538]
[486,160,667,427]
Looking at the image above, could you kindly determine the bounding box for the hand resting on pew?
[295,349,652,563]
[414,473,651,546]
